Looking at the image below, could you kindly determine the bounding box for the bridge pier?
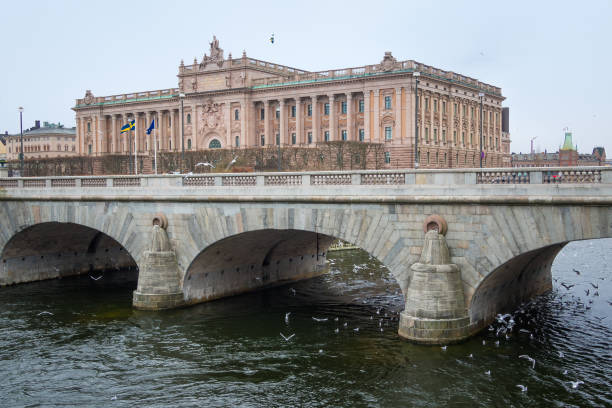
[398,220,470,344]
[133,218,185,310]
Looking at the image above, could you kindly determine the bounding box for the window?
[187,139,192,149]
[234,109,239,120]
[187,113,191,124]
[427,152,430,164]
[433,129,438,142]
[385,126,392,140]
[425,128,429,142]
[57,144,61,151]
[291,106,296,118]
[307,104,312,116]
[324,103,330,115]
[276,133,280,145]
[235,136,240,147]
[275,108,280,119]
[384,96,391,110]
[209,139,221,148]
[425,97,429,111]
[471,107,474,119]
[261,135,265,146]
[341,101,347,114]
[495,112,499,125]
[359,129,365,142]
[461,131,465,145]
[324,131,329,142]
[88,144,92,154]
[434,100,438,112]
[454,103,457,114]
[291,133,296,144]
[359,99,364,113]
[385,152,391,164]
[442,129,446,142]
[442,101,447,113]
[341,130,347,141]
[470,132,473,145]
[87,122,91,132]
[307,132,312,144]
[169,117,171,126]
[260,108,265,120]
[169,140,172,149]
[463,105,467,116]
[64,145,68,151]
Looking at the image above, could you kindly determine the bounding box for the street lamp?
[18,106,24,175]
[179,93,185,172]
[413,72,420,168]
[478,92,484,168]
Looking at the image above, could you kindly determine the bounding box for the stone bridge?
[0,167,610,344]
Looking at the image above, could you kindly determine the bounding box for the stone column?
[279,99,286,145]
[311,95,319,142]
[373,90,380,142]
[111,115,117,153]
[145,112,151,152]
[226,102,232,147]
[296,97,302,144]
[264,100,271,146]
[328,94,336,141]
[240,99,247,148]
[157,111,163,151]
[121,113,128,152]
[364,91,371,141]
[346,93,353,141]
[395,87,402,143]
[167,110,174,151]
[192,105,198,150]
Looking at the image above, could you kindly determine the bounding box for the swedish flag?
[120,120,135,134]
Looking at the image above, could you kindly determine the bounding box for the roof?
[7,127,76,137]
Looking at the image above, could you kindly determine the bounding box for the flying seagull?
[312,317,328,322]
[280,332,295,341]
[516,384,528,392]
[285,312,291,325]
[572,268,581,275]
[37,311,53,316]
[561,282,575,290]
[569,380,584,389]
[90,275,103,281]
[195,162,215,168]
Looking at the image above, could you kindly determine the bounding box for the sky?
[1,0,610,154]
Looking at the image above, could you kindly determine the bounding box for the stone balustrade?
[1,167,609,191]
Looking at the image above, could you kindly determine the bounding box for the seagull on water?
[519,354,536,369]
[569,380,584,389]
[516,384,528,392]
[90,275,103,281]
[280,332,295,341]
[37,311,53,316]
[289,288,296,296]
[312,317,328,322]
[285,312,291,325]
[441,346,447,351]
[485,370,491,375]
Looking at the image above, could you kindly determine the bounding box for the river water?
[0,239,610,407]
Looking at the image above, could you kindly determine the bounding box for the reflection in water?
[0,241,610,407]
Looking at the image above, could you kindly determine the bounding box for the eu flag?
[146,119,155,135]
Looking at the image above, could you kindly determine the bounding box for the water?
[0,240,610,407]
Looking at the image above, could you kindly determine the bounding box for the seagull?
[334,328,339,334]
[195,162,215,168]
[441,346,447,351]
[343,322,348,327]
[563,370,568,375]
[485,370,491,375]
[90,275,103,281]
[285,312,291,325]
[569,380,584,389]
[312,317,328,322]
[289,288,296,296]
[280,332,295,341]
[353,328,360,332]
[516,384,528,392]
[482,340,486,346]
[468,354,473,358]
[318,349,323,353]
[519,354,536,369]
[572,268,581,275]
[230,156,237,165]
[590,282,599,289]
[561,282,575,290]
[519,329,531,334]
[37,311,53,316]
[111,395,117,401]
[593,315,607,321]
[558,351,565,358]
[593,291,599,297]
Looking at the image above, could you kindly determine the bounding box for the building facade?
[74,37,510,169]
[5,121,77,161]
[511,132,606,167]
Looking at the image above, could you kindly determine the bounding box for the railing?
[0,167,609,190]
[75,88,179,106]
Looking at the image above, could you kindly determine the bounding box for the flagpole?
[129,126,133,174]
[154,121,158,175]
[135,121,138,174]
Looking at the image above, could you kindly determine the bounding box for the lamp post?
[179,93,185,172]
[18,106,24,175]
[413,72,420,168]
[478,92,484,168]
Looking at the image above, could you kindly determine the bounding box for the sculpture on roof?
[200,35,224,69]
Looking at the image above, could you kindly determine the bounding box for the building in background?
[5,121,77,161]
[511,131,606,167]
[73,37,510,170]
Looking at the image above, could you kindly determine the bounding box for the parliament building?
[73,37,511,169]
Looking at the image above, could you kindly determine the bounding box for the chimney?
[35,120,40,129]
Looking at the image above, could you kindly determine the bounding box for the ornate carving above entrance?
[199,99,225,136]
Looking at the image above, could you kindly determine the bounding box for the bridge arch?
[0,201,148,287]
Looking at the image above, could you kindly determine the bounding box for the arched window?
[65,145,68,151]
[187,139,192,149]
[57,144,61,151]
[234,109,240,120]
[87,122,91,132]
[187,113,191,124]
[209,139,221,149]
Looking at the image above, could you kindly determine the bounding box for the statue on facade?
[200,99,223,130]
[84,90,94,105]
[200,35,225,68]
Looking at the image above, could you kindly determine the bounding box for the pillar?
[240,99,247,148]
[373,90,380,142]
[157,111,163,151]
[296,97,302,144]
[279,99,286,145]
[364,91,371,141]
[264,100,271,146]
[311,95,319,143]
[395,87,402,143]
[192,105,198,150]
[346,92,353,141]
[111,115,117,154]
[226,102,232,147]
[145,112,151,152]
[328,94,336,141]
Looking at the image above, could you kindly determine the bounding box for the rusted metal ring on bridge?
[152,214,168,229]
[423,215,447,236]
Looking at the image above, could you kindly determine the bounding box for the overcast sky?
[2,0,610,154]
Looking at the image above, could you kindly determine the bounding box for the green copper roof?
[561,132,575,151]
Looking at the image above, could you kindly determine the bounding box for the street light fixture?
[179,93,185,172]
[413,72,420,168]
[18,106,24,175]
[478,92,484,168]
